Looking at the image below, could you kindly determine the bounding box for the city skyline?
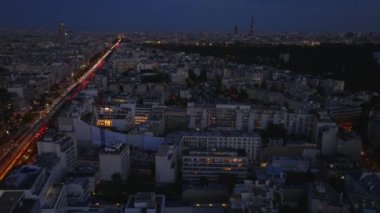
[0,0,380,32]
[0,1,380,212]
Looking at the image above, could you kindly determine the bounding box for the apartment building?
[182,148,248,183]
[180,130,261,161]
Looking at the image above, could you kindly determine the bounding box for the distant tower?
[234,25,238,35]
[57,22,66,45]
[249,16,255,36]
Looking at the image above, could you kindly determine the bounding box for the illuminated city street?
[0,1,380,212]
[0,38,121,180]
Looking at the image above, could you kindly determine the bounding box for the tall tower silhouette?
[234,25,238,35]
[249,16,255,36]
[57,22,66,45]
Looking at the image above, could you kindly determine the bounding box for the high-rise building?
[57,22,66,45]
[234,25,238,35]
[249,16,255,36]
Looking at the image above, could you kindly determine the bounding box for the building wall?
[42,185,67,213]
[336,136,361,162]
[182,153,248,183]
[37,134,77,169]
[318,126,338,155]
[187,104,313,137]
[155,146,177,184]
[99,146,130,181]
[181,135,261,161]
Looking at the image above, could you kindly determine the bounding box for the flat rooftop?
[100,143,128,155]
[36,153,60,172]
[0,165,43,190]
[307,181,341,205]
[318,155,360,170]
[69,163,98,176]
[65,176,89,189]
[43,184,64,209]
[14,198,40,213]
[125,192,165,212]
[347,172,380,196]
[156,144,175,157]
[0,191,24,213]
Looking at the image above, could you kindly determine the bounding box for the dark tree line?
[146,43,380,92]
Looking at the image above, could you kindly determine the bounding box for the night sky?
[1,0,380,32]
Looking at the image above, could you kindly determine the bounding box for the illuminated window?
[96,119,112,127]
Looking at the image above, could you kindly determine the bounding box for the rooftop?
[125,192,165,212]
[372,51,380,59]
[65,176,89,189]
[100,142,128,155]
[42,183,64,209]
[307,181,343,205]
[40,131,74,150]
[36,153,60,172]
[156,144,175,157]
[0,165,43,190]
[318,154,360,171]
[347,172,380,197]
[69,163,98,176]
[14,198,40,213]
[0,191,24,213]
